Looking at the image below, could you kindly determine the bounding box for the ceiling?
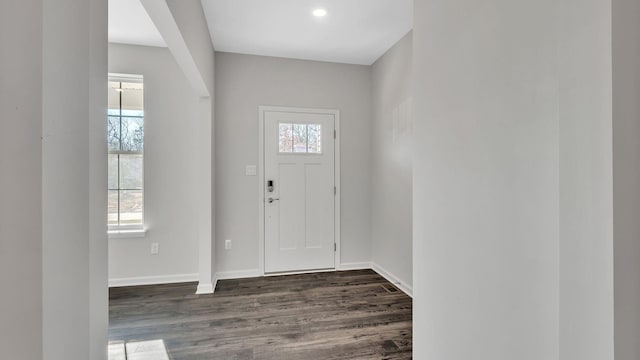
[108,0,166,47]
[108,0,413,65]
[202,0,413,65]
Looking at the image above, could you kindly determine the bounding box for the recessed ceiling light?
[312,8,327,17]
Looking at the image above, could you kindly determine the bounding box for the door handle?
[268,197,280,204]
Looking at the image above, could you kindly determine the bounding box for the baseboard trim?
[370,263,413,298]
[338,261,372,271]
[216,269,262,280]
[212,274,218,293]
[109,273,199,288]
[196,281,214,294]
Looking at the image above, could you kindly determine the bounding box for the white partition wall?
[371,31,414,294]
[558,0,614,358]
[413,0,614,359]
[0,1,45,358]
[0,0,108,359]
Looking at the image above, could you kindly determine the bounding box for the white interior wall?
[558,0,614,358]
[43,0,108,358]
[108,43,201,284]
[89,0,109,358]
[0,1,44,358]
[371,31,413,292]
[1,0,108,359]
[413,0,560,358]
[215,52,373,274]
[42,1,95,356]
[413,0,615,359]
[613,0,640,357]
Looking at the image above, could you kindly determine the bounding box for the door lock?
[268,197,280,204]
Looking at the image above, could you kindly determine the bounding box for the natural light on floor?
[108,339,170,360]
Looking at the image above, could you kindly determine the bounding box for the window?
[278,123,322,153]
[108,75,144,230]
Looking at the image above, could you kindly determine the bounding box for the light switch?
[245,165,257,176]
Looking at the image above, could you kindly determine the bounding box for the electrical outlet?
[151,242,159,255]
[225,239,232,250]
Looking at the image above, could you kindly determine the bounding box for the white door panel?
[264,110,335,273]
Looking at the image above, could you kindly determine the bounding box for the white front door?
[264,109,336,273]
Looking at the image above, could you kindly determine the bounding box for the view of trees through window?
[108,78,144,228]
[278,123,322,153]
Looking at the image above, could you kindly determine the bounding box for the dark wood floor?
[109,269,412,359]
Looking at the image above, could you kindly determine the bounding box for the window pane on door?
[293,124,307,153]
[308,124,322,153]
[279,123,293,152]
[278,123,323,154]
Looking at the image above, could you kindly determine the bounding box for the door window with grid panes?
[108,75,144,229]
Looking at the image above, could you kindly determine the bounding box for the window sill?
[108,228,147,239]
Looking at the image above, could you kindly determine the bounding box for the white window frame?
[108,73,146,236]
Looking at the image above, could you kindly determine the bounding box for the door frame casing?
[258,106,341,275]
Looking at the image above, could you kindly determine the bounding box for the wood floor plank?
[109,269,412,359]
